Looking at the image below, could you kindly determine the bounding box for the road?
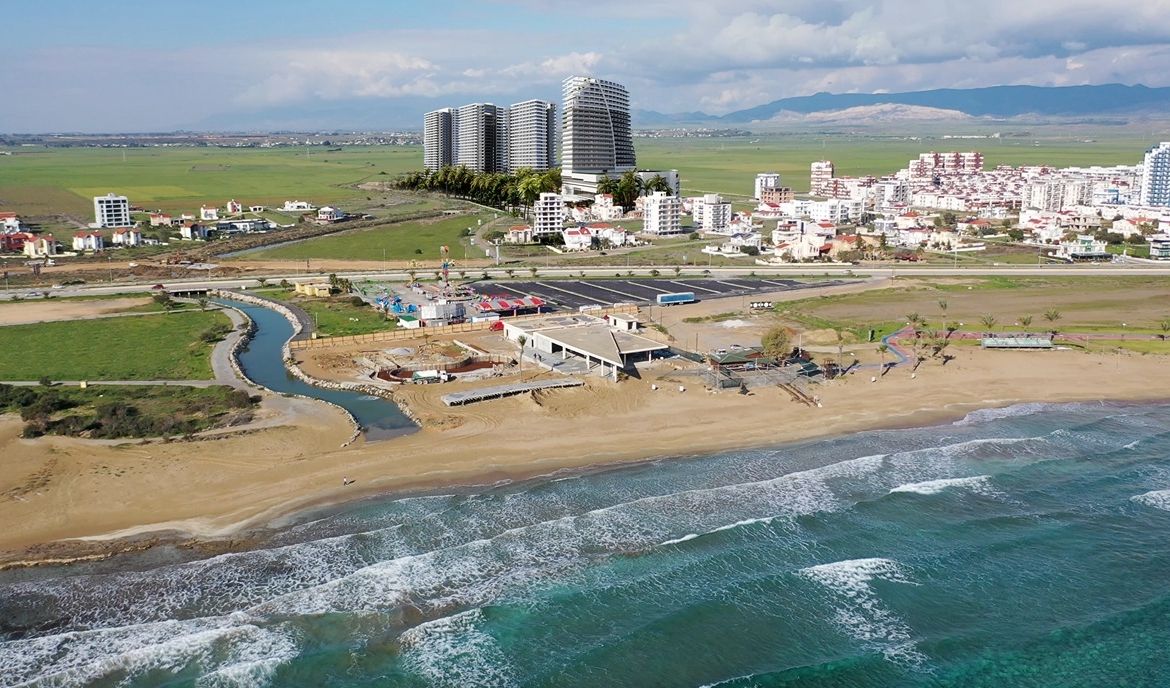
[5,261,1170,303]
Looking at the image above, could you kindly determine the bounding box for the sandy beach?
[3,324,1169,564]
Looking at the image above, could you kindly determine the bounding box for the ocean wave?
[0,613,297,688]
[890,476,993,496]
[798,558,925,666]
[1131,490,1170,512]
[398,609,518,688]
[952,402,1057,426]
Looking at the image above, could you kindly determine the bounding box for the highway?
[4,261,1169,302]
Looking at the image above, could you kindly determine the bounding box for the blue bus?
[656,292,696,306]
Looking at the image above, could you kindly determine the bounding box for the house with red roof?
[72,231,104,252]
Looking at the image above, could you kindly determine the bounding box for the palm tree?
[596,175,618,197]
[517,335,527,381]
[645,174,671,195]
[1161,319,1170,341]
[1044,308,1062,340]
[1019,315,1033,337]
[505,268,515,279]
[196,297,209,312]
[938,299,948,332]
[980,313,997,336]
[517,174,545,221]
[877,343,889,376]
[905,312,923,332]
[673,266,682,277]
[529,266,538,278]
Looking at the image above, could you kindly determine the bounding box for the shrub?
[349,296,366,307]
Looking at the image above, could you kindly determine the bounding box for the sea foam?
[890,475,993,496]
[1132,489,1170,512]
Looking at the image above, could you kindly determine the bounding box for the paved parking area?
[467,278,844,311]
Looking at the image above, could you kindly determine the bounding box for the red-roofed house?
[563,226,593,251]
[0,212,21,232]
[23,235,58,258]
[112,227,144,247]
[1,231,33,253]
[505,225,533,244]
[72,231,104,252]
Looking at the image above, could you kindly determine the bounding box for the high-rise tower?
[423,108,453,172]
[561,76,634,177]
[1140,142,1170,207]
[507,99,557,173]
[454,103,508,174]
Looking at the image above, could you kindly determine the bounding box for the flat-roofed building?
[643,191,682,234]
[454,103,508,173]
[532,192,564,236]
[94,193,131,228]
[508,99,556,173]
[561,76,634,196]
[423,108,454,171]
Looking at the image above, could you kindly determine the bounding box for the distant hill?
[632,84,1170,126]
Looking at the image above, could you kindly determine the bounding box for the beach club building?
[501,313,667,379]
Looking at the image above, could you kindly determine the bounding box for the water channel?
[221,299,417,441]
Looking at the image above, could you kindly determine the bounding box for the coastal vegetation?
[0,310,230,380]
[0,383,258,439]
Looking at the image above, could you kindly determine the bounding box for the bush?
[349,296,366,307]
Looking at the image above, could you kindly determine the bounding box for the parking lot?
[466,278,844,311]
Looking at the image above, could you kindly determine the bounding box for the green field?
[0,146,424,218]
[241,212,496,261]
[634,133,1151,197]
[0,310,230,380]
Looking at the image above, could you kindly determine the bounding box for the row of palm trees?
[595,170,673,209]
[909,304,1066,339]
[394,166,562,217]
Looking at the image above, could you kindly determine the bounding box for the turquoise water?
[225,299,416,440]
[4,400,1170,686]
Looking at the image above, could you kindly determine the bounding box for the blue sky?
[4,0,1170,133]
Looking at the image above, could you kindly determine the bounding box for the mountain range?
[633,84,1170,126]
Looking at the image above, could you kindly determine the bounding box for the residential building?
[759,187,794,204]
[643,191,682,235]
[561,76,634,196]
[562,226,593,251]
[226,199,243,214]
[149,213,174,227]
[635,169,681,197]
[1,232,33,253]
[200,206,219,221]
[423,108,454,172]
[1149,233,1170,259]
[810,160,834,196]
[454,103,508,174]
[505,225,534,244]
[1140,142,1170,207]
[72,232,104,252]
[94,193,131,228]
[111,228,144,246]
[180,222,209,241]
[507,99,556,173]
[0,212,21,232]
[591,194,624,221]
[692,194,732,231]
[282,200,315,211]
[23,235,58,258]
[317,206,346,222]
[754,172,781,200]
[532,192,564,236]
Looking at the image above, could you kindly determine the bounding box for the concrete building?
[423,108,454,172]
[810,161,834,196]
[72,232,104,252]
[1149,233,1170,259]
[1140,142,1170,207]
[643,191,682,235]
[454,103,508,174]
[692,194,732,231]
[507,99,556,173]
[754,172,781,200]
[93,193,131,228]
[532,192,564,236]
[561,76,634,196]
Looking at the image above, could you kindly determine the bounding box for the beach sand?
[2,334,1168,563]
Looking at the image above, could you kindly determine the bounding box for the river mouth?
[219,299,417,441]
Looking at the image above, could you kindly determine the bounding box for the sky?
[5,0,1170,133]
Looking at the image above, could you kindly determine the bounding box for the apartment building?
[532,192,565,236]
[423,108,454,172]
[810,160,834,196]
[507,100,556,173]
[692,194,732,231]
[643,191,682,235]
[1140,142,1170,207]
[561,76,634,196]
[93,193,131,228]
[754,172,781,200]
[454,103,508,174]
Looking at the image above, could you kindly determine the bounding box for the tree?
[1044,308,1062,339]
[980,313,997,335]
[517,335,527,381]
[1019,315,1033,336]
[1161,319,1170,341]
[938,299,948,333]
[673,266,682,277]
[905,312,923,332]
[877,343,889,376]
[257,277,268,288]
[505,268,515,279]
[761,325,793,363]
[196,297,209,312]
[528,266,538,278]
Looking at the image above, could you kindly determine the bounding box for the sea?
[4,400,1170,687]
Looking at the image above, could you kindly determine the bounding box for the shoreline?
[2,379,1167,571]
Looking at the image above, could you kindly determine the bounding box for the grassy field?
[0,146,424,218]
[255,288,397,338]
[635,132,1151,197]
[239,212,496,262]
[0,310,230,380]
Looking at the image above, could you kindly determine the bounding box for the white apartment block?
[93,193,131,228]
[1140,142,1170,207]
[754,172,781,200]
[643,191,682,235]
[423,108,454,172]
[561,76,634,175]
[810,160,834,196]
[454,103,508,174]
[874,180,909,209]
[507,100,556,173]
[692,194,732,231]
[532,192,564,236]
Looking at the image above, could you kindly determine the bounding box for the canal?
[222,299,417,441]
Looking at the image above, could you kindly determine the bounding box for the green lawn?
[0,310,230,380]
[260,288,397,338]
[241,212,494,261]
